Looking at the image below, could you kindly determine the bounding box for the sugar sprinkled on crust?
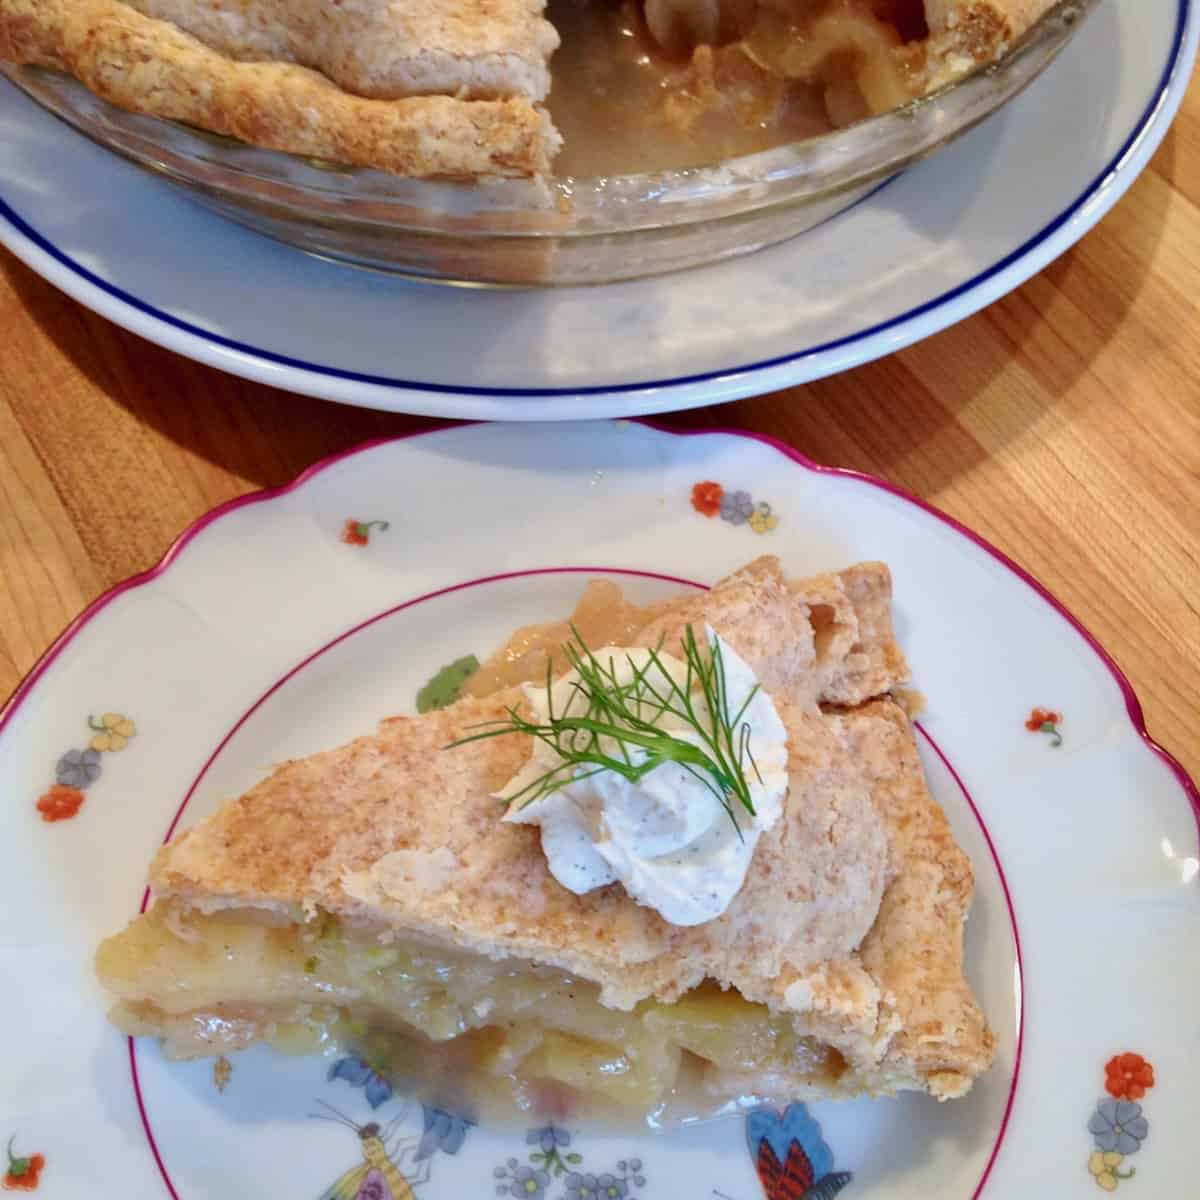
[120,0,559,101]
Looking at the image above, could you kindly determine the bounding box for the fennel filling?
[97,906,847,1120]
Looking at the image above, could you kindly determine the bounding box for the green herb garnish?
[446,626,763,833]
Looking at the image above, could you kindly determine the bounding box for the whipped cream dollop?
[499,629,789,926]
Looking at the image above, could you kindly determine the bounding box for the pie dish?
[2,0,1063,178]
[95,556,993,1120]
[0,0,1097,282]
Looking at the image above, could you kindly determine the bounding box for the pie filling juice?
[546,0,930,176]
[98,905,847,1126]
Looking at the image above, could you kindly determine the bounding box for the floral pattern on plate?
[689,482,778,534]
[2,1138,44,1193]
[1025,707,1063,747]
[492,1124,646,1200]
[1087,1054,1156,1190]
[35,712,137,822]
[341,519,390,547]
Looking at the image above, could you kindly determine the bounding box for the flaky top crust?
[151,560,903,1011]
[834,699,994,1095]
[0,0,559,176]
[120,0,559,101]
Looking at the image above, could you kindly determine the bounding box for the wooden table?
[2,81,1197,786]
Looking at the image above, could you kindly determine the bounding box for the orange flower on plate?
[1025,706,1062,731]
[340,518,389,546]
[3,1138,44,1192]
[1025,707,1063,746]
[1105,1052,1155,1101]
[341,519,369,546]
[691,481,723,517]
[35,785,84,823]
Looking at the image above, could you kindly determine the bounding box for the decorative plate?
[0,2,1195,418]
[0,422,1195,1200]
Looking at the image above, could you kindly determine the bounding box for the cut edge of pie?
[2,0,1061,178]
[95,557,994,1120]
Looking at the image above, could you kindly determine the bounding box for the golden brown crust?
[633,556,910,710]
[120,0,559,101]
[0,0,559,177]
[795,561,911,707]
[923,0,1061,83]
[833,699,994,1096]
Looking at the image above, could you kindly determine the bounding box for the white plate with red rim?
[0,421,1196,1200]
[0,1,1196,418]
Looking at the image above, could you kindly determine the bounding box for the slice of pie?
[1,0,1059,177]
[96,557,993,1120]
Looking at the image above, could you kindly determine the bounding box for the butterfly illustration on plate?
[313,1099,431,1200]
[746,1103,853,1200]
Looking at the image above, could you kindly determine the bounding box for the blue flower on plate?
[719,489,755,525]
[565,1172,601,1200]
[593,1172,627,1199]
[527,1125,570,1155]
[1089,1098,1149,1155]
[507,1163,550,1199]
[416,1104,472,1159]
[326,1056,392,1109]
[56,747,101,789]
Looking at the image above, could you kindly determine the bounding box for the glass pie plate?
[3,0,1096,286]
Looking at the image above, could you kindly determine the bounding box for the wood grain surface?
[1,78,1197,787]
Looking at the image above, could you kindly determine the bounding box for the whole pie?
[0,0,1058,176]
[95,557,995,1120]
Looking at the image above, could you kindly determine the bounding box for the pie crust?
[0,0,560,176]
[2,0,1058,177]
[96,557,994,1114]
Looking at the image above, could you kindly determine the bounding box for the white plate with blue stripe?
[0,3,1194,418]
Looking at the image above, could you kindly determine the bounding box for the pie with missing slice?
[0,0,1060,176]
[96,557,994,1121]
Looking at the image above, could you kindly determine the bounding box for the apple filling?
[97,905,848,1120]
[546,0,933,175]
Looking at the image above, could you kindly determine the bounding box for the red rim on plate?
[3,420,1194,827]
